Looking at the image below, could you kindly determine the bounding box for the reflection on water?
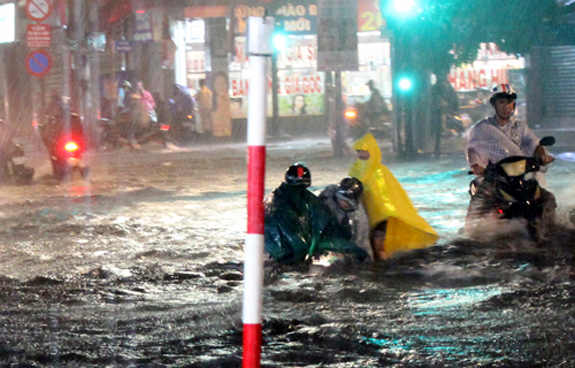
[407,286,506,313]
[0,150,574,366]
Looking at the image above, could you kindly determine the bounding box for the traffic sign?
[25,50,51,77]
[25,0,52,22]
[27,24,51,48]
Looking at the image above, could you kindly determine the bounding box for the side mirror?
[539,136,555,146]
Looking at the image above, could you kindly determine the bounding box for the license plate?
[66,157,85,168]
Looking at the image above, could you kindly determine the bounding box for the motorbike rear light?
[345,110,357,119]
[64,141,79,152]
[161,124,170,131]
[497,208,504,214]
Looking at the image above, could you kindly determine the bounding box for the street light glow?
[398,77,412,91]
[273,34,287,50]
[393,0,415,14]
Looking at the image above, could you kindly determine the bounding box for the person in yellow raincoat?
[349,133,438,259]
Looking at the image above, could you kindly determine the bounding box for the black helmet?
[285,163,311,187]
[489,84,517,105]
[336,177,363,203]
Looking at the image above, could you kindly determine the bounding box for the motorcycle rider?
[349,133,438,258]
[264,163,367,264]
[466,84,556,228]
[364,80,389,129]
[319,177,374,260]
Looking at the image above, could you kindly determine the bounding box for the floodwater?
[1,138,575,367]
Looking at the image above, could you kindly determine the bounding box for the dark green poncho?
[264,183,367,264]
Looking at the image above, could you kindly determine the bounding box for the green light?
[273,34,287,50]
[398,77,412,91]
[393,0,415,14]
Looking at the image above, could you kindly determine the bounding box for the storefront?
[173,0,393,137]
[448,42,526,122]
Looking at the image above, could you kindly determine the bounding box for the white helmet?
[489,84,517,105]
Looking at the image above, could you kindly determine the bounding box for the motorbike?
[344,102,392,140]
[167,84,198,144]
[0,141,34,185]
[465,136,556,239]
[98,104,168,150]
[39,112,89,180]
[0,121,34,185]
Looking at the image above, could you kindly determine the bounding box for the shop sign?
[358,0,385,32]
[317,0,359,71]
[134,11,153,41]
[27,24,50,48]
[477,43,518,61]
[229,72,325,118]
[269,0,318,35]
[449,68,510,92]
[233,37,316,69]
[0,3,15,44]
[233,5,266,35]
[186,51,205,72]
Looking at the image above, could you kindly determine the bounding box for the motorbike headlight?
[500,159,526,177]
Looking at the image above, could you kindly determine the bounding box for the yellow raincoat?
[349,133,438,258]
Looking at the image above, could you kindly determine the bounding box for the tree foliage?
[383,0,575,76]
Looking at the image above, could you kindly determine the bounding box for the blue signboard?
[115,40,133,53]
[25,50,51,77]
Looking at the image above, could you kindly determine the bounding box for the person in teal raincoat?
[264,163,367,265]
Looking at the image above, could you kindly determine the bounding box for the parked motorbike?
[0,141,34,185]
[39,113,89,180]
[0,121,34,185]
[465,136,555,239]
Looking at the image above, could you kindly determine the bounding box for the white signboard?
[134,12,153,42]
[0,3,15,44]
[25,0,52,22]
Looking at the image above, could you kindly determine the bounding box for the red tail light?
[161,124,170,131]
[64,141,79,152]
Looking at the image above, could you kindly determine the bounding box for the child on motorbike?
[319,177,374,261]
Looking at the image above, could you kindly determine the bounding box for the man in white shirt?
[465,84,556,230]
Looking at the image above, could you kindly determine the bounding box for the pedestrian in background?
[195,79,213,136]
[211,72,232,139]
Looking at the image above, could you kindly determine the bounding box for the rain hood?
[349,133,438,257]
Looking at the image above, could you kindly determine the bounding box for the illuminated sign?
[0,3,15,44]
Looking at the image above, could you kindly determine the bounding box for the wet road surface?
[1,138,575,367]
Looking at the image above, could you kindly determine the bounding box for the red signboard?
[27,24,51,48]
[25,0,52,22]
[358,0,385,32]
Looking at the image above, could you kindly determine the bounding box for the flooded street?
[1,138,575,367]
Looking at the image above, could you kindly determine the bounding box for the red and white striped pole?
[243,16,274,368]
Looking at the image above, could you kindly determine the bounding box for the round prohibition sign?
[25,0,52,22]
[26,50,52,77]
